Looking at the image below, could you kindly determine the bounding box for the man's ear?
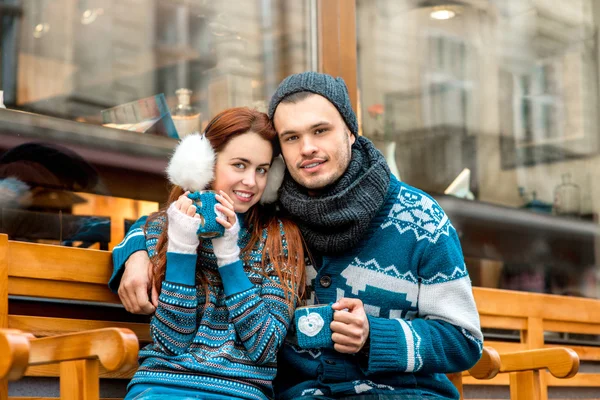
[348,129,356,145]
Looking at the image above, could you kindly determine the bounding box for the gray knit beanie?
[268,72,358,137]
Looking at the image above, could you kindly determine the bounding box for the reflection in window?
[5,0,314,125]
[1,0,315,249]
[357,0,600,300]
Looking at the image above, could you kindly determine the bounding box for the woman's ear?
[260,155,286,204]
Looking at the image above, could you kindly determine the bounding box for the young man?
[111,72,483,399]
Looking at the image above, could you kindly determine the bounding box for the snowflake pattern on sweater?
[381,185,453,243]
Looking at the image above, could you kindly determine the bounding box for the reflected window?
[357,0,600,300]
[2,0,314,125]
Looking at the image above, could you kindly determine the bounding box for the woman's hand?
[212,190,240,267]
[174,191,201,220]
[215,190,237,229]
[166,191,203,254]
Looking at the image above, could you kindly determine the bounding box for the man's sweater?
[109,216,294,400]
[275,176,483,399]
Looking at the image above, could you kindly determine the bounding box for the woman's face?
[212,131,273,213]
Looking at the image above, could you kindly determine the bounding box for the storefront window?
[0,0,315,249]
[357,0,600,299]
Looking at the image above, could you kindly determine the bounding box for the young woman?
[124,108,305,400]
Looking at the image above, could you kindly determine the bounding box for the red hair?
[147,107,304,312]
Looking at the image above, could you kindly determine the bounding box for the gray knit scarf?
[279,136,391,255]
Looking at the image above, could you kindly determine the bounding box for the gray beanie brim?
[268,72,358,137]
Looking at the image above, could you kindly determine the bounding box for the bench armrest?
[469,346,501,379]
[0,328,139,380]
[498,347,579,379]
[0,329,32,381]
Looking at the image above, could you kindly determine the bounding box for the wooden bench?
[0,233,593,399]
[469,287,600,398]
[0,234,150,399]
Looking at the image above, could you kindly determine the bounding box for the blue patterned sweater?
[109,216,295,400]
[275,175,483,399]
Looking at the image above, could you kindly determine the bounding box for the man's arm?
[109,215,157,314]
[359,228,483,375]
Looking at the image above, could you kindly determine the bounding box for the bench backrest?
[0,234,149,399]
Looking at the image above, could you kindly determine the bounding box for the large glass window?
[0,0,315,249]
[357,0,600,299]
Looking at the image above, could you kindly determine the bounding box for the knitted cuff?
[166,203,201,254]
[165,252,197,286]
[218,260,253,296]
[211,219,240,267]
[365,315,407,375]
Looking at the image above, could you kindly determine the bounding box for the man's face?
[273,94,355,191]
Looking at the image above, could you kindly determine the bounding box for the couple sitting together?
[109,72,483,400]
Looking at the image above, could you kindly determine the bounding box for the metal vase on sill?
[553,173,580,218]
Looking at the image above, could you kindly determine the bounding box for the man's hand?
[330,298,370,354]
[118,250,157,314]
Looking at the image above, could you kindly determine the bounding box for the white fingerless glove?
[211,218,241,267]
[166,203,202,254]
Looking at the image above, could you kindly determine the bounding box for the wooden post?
[60,359,100,400]
[317,0,358,113]
[446,372,464,399]
[510,370,541,400]
[522,317,547,400]
[0,235,9,400]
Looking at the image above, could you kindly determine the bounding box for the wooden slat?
[544,344,600,362]
[8,315,150,343]
[480,315,527,330]
[546,372,600,386]
[8,277,120,304]
[474,288,600,324]
[464,374,509,385]
[482,341,525,353]
[544,319,600,335]
[8,240,112,285]
[10,398,121,400]
[24,363,136,380]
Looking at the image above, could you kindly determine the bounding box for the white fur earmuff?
[166,133,215,191]
[260,155,286,204]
